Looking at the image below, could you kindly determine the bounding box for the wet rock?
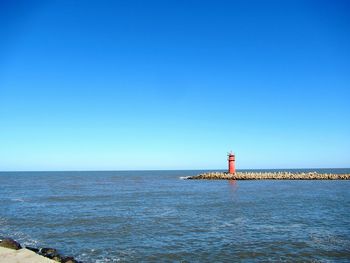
[61,256,80,263]
[52,254,63,262]
[40,247,59,259]
[0,238,22,250]
[40,247,57,254]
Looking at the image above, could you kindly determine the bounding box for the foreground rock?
[188,171,350,180]
[0,238,81,263]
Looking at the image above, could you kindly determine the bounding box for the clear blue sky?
[1,0,349,170]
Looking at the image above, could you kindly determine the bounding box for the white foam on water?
[179,176,190,180]
[0,216,8,225]
[11,198,25,202]
[95,259,121,263]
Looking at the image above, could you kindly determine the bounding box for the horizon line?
[0,167,349,173]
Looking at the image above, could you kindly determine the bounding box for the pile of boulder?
[0,238,81,263]
[188,171,350,180]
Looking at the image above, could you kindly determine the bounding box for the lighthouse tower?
[228,152,236,174]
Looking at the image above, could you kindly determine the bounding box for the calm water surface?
[1,169,350,262]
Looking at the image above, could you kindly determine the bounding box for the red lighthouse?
[228,152,236,174]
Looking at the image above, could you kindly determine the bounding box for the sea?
[0,169,350,262]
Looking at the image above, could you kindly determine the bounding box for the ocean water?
[0,169,350,262]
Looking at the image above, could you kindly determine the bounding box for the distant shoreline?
[187,171,350,180]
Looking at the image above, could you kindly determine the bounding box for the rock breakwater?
[0,238,81,263]
[188,171,350,180]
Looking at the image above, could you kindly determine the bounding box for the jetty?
[187,152,350,180]
[187,171,350,180]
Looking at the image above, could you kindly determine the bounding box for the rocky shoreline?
[0,238,81,263]
[187,171,350,180]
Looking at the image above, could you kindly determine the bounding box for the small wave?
[11,198,25,202]
[95,259,121,263]
[0,217,8,225]
[179,176,190,180]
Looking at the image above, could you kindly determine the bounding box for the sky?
[0,0,349,170]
